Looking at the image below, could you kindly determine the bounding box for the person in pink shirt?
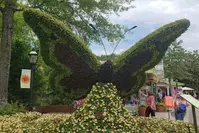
[140,91,156,117]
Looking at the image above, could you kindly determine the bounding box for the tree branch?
[14,8,24,12]
[59,0,79,5]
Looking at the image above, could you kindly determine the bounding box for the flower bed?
[0,112,198,133]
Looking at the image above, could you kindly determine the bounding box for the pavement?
[155,107,199,125]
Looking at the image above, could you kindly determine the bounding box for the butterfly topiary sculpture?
[23,9,190,98]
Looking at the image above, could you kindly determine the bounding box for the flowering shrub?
[0,112,198,133]
[0,83,198,132]
[56,82,137,132]
[0,112,70,132]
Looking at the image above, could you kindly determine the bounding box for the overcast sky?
[90,0,199,55]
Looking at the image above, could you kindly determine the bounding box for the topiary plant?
[51,83,141,132]
[23,8,190,98]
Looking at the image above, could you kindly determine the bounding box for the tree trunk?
[0,0,15,105]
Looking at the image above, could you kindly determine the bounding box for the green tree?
[8,39,31,104]
[163,40,190,81]
[97,53,117,61]
[163,40,199,92]
[183,50,199,91]
[8,39,49,105]
[0,0,16,105]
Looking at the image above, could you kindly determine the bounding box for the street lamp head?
[89,24,97,31]
[29,48,38,64]
[129,26,137,31]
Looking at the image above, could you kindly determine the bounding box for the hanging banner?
[20,69,31,89]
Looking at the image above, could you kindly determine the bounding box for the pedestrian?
[130,94,139,106]
[156,89,163,102]
[162,91,166,99]
[140,91,156,117]
[174,94,189,121]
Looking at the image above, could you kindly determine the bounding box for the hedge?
[23,8,190,98]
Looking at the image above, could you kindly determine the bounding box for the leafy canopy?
[24,0,135,44]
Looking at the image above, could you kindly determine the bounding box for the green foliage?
[26,0,134,44]
[97,53,117,61]
[156,102,166,111]
[0,101,25,116]
[8,40,31,105]
[13,12,35,43]
[183,51,199,91]
[139,104,147,108]
[164,41,199,92]
[9,39,49,106]
[38,87,89,106]
[163,40,190,80]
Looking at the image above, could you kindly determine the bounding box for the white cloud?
[109,0,199,50]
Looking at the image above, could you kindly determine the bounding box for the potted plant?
[138,104,146,116]
[156,102,166,112]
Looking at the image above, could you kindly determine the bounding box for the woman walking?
[140,91,156,117]
[174,94,189,121]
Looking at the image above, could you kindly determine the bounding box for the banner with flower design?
[20,69,31,89]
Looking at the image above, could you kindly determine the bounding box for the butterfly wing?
[23,9,101,97]
[113,19,190,95]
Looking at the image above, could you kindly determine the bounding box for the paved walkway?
[155,107,199,125]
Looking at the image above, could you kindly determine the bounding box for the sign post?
[181,94,199,133]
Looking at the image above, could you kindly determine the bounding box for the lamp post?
[111,26,137,55]
[89,24,108,56]
[29,49,38,107]
[89,24,137,58]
